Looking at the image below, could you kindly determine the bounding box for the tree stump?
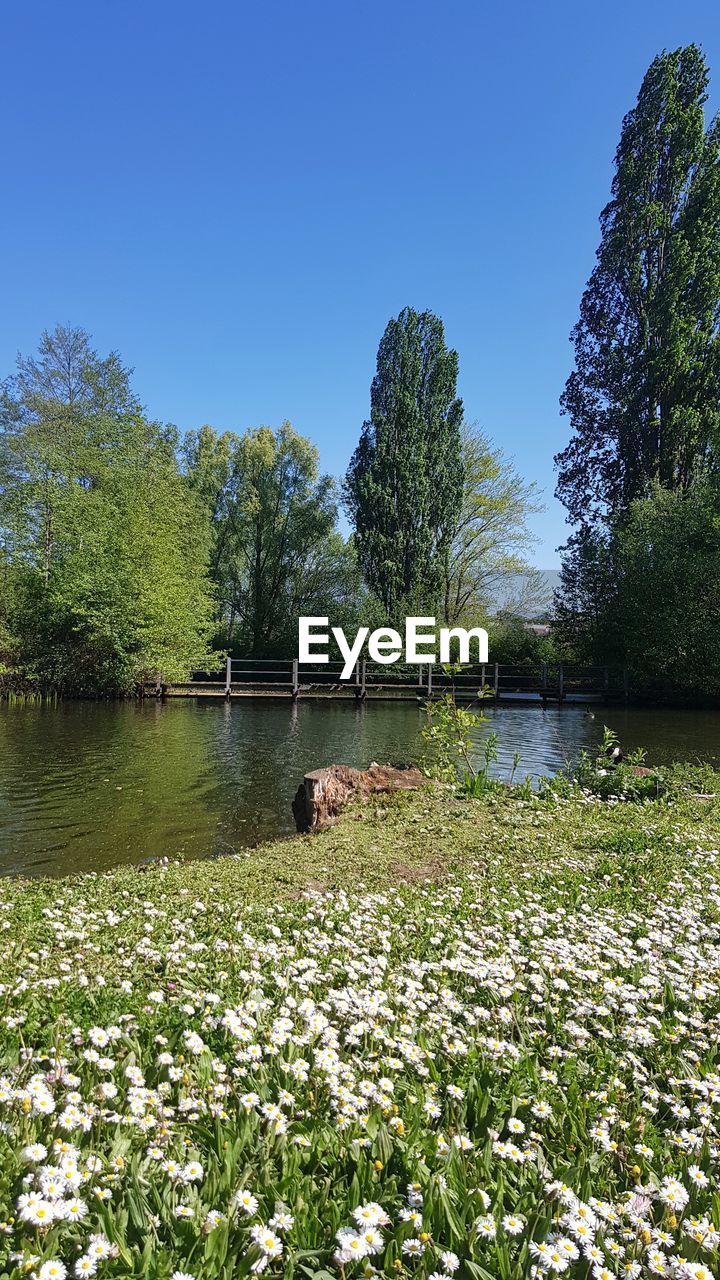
[291,763,425,833]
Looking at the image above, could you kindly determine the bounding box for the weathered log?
[292,762,425,833]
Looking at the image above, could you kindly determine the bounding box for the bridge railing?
[189,658,630,701]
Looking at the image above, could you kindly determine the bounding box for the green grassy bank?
[2,770,720,1280]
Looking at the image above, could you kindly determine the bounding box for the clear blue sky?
[2,0,719,566]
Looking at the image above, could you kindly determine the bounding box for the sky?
[2,1,719,567]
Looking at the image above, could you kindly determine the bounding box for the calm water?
[1,698,719,877]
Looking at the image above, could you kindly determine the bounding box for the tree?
[278,531,376,659]
[489,614,557,666]
[442,423,541,624]
[182,422,238,637]
[344,307,464,616]
[185,422,347,656]
[552,527,622,665]
[556,46,720,526]
[24,435,216,694]
[615,483,720,694]
[0,325,143,585]
[0,326,216,694]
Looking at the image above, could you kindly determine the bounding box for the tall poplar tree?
[556,45,720,526]
[344,307,464,615]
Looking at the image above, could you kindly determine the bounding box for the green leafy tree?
[182,423,238,635]
[24,438,216,694]
[0,326,143,585]
[285,531,374,655]
[344,307,464,616]
[0,326,216,694]
[443,423,541,624]
[185,422,355,656]
[490,614,557,666]
[554,47,720,691]
[556,45,720,526]
[616,483,720,694]
[553,528,622,665]
[0,550,23,690]
[555,484,720,692]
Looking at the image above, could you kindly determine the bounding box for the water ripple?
[1,700,718,877]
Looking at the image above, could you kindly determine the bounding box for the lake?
[1,698,719,877]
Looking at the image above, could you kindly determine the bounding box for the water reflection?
[0,698,718,877]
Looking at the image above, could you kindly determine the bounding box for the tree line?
[0,316,538,696]
[554,44,720,697]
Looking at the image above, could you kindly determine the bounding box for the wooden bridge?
[146,659,631,704]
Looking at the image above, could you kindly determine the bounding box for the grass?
[2,769,720,1279]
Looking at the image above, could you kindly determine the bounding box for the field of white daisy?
[2,767,720,1280]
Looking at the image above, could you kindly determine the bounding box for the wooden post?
[418,664,425,693]
[542,663,548,692]
[494,662,499,699]
[292,658,299,699]
[360,659,367,699]
[481,662,486,691]
[427,665,433,697]
[558,662,564,702]
[225,655,232,698]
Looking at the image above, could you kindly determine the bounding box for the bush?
[547,726,667,802]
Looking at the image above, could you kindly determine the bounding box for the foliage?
[344,308,464,616]
[488,615,557,666]
[555,45,720,526]
[553,46,720,693]
[3,780,720,1277]
[0,327,216,695]
[443,424,541,624]
[615,482,720,695]
[548,726,667,802]
[184,423,366,657]
[420,681,499,792]
[554,484,720,694]
[552,527,623,665]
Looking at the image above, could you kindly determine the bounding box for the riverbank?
[2,773,720,1279]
